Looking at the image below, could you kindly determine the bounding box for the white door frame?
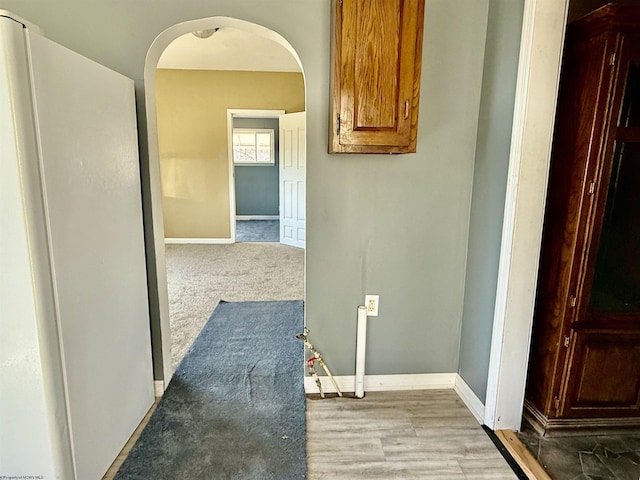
[483,0,569,430]
[143,18,304,388]
[227,108,285,242]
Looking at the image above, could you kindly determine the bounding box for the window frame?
[232,128,275,165]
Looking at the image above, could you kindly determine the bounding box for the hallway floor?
[307,389,518,479]
[106,389,518,479]
[517,423,640,479]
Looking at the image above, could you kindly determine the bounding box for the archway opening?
[143,17,307,384]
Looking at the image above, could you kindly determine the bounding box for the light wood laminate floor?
[307,389,518,480]
[105,389,517,479]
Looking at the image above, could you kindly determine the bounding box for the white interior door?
[279,112,306,248]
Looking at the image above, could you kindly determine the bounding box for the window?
[232,128,274,165]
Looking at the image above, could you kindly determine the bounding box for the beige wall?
[155,69,305,238]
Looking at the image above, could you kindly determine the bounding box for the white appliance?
[0,11,155,480]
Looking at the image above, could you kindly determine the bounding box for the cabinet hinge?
[588,181,596,195]
[569,295,577,307]
[563,335,571,348]
[609,52,617,66]
[336,114,341,135]
[554,396,560,410]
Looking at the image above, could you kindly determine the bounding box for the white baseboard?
[454,374,485,424]
[303,372,486,425]
[154,380,165,398]
[236,215,278,221]
[304,373,456,395]
[164,238,233,244]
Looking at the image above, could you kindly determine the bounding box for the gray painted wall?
[234,117,279,216]
[458,0,524,402]
[308,0,489,375]
[0,0,513,381]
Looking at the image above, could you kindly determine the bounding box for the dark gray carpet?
[236,220,280,242]
[115,300,306,480]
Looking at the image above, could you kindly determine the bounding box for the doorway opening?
[228,109,283,243]
[227,109,307,247]
[144,18,307,381]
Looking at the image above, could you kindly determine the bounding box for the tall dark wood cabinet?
[329,0,425,154]
[525,4,640,434]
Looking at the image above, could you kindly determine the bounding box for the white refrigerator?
[0,11,155,480]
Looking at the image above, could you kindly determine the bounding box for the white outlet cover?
[365,294,379,316]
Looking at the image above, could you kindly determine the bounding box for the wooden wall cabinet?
[525,5,640,434]
[329,0,425,154]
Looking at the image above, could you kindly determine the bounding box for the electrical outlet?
[365,295,379,316]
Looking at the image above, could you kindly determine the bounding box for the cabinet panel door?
[562,331,640,417]
[526,6,640,430]
[330,0,424,153]
[525,29,615,417]
[580,34,640,324]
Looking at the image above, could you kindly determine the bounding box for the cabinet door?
[525,27,616,419]
[561,331,640,417]
[561,33,640,419]
[526,8,640,429]
[330,0,424,154]
[581,34,640,322]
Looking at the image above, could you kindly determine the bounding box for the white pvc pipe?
[355,305,368,398]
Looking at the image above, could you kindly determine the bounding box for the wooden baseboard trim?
[102,400,159,479]
[541,416,640,434]
[524,400,640,435]
[522,400,547,435]
[496,429,551,480]
[154,380,164,398]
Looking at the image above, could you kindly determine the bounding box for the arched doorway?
[143,17,306,387]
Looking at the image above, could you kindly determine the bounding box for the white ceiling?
[157,27,301,72]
